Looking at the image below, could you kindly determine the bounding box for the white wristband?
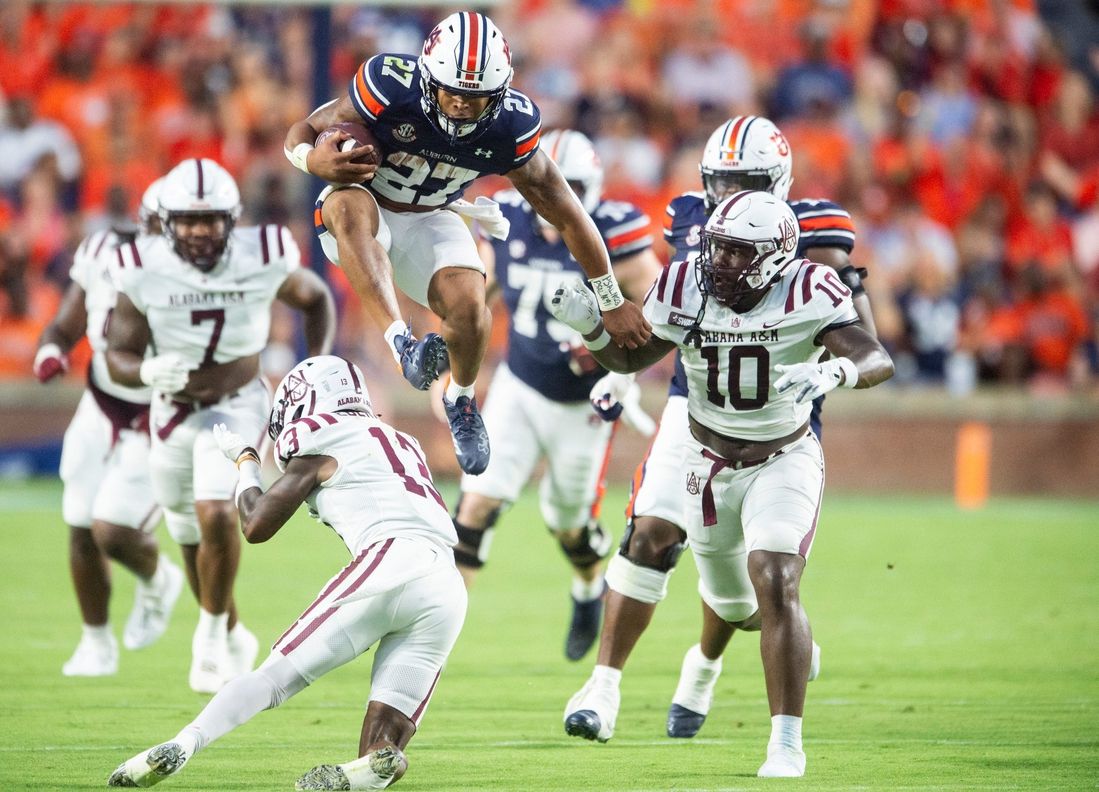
[285,142,314,174]
[835,356,859,388]
[583,328,612,352]
[589,273,625,312]
[235,459,263,508]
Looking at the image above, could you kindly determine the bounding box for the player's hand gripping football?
[774,358,857,404]
[310,130,378,186]
[212,423,259,467]
[589,371,656,436]
[450,197,511,240]
[33,343,68,383]
[138,353,191,394]
[550,281,601,335]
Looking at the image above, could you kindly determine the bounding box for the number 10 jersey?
[643,256,859,442]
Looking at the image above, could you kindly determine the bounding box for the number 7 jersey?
[644,257,859,441]
[111,226,300,367]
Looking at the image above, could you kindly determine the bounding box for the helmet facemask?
[701,167,782,213]
[698,235,773,309]
[163,211,235,273]
[419,68,509,144]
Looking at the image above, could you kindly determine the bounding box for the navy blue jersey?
[349,53,541,208]
[488,189,652,402]
[662,192,858,438]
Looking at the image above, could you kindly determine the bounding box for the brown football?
[315,121,383,166]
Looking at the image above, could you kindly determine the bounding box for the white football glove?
[138,353,191,393]
[773,357,858,404]
[212,422,256,465]
[450,196,510,240]
[589,371,655,436]
[549,281,600,335]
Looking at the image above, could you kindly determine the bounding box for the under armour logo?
[474,148,493,158]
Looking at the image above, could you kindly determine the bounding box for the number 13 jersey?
[111,226,300,368]
[643,257,859,442]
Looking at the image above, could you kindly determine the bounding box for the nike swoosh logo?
[762,320,784,328]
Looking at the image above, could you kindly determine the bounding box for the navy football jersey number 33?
[348,53,542,208]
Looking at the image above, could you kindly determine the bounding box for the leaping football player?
[106,158,336,694]
[452,129,661,661]
[108,356,467,792]
[565,116,881,755]
[35,178,184,677]
[551,191,893,777]
[284,11,650,477]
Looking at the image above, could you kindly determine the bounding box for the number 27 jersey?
[644,257,859,442]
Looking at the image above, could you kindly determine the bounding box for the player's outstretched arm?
[285,95,378,184]
[773,323,894,405]
[819,322,893,388]
[277,269,337,356]
[34,281,87,382]
[509,151,651,349]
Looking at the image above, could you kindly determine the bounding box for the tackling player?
[34,179,183,677]
[106,158,336,693]
[451,129,661,660]
[284,11,650,477]
[550,191,893,777]
[565,116,880,750]
[107,356,467,791]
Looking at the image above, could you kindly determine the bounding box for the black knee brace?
[451,497,502,569]
[618,518,687,572]
[557,520,613,569]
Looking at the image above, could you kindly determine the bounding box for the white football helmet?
[158,158,241,272]
[419,11,513,143]
[139,177,164,233]
[542,129,603,214]
[700,116,793,210]
[268,356,373,445]
[698,191,800,307]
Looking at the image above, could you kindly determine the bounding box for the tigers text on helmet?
[700,116,793,211]
[541,129,603,214]
[697,191,800,309]
[268,356,373,445]
[158,159,241,272]
[419,11,513,144]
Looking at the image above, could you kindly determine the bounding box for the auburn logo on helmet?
[424,27,442,55]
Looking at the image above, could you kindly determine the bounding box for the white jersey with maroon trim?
[643,256,858,441]
[273,412,457,557]
[111,224,299,366]
[70,230,152,404]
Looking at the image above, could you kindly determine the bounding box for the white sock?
[341,748,402,789]
[172,726,203,757]
[82,623,112,642]
[140,556,167,588]
[445,379,475,402]
[383,320,408,363]
[591,664,622,688]
[196,609,229,643]
[769,714,803,753]
[571,576,604,603]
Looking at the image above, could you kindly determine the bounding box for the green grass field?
[1,479,1096,791]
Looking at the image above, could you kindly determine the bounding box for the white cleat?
[563,677,619,743]
[757,745,806,778]
[124,556,185,651]
[667,643,723,738]
[107,741,189,787]
[808,640,821,682]
[296,746,407,790]
[62,631,118,677]
[189,630,230,694]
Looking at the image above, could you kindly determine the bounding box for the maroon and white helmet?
[139,177,164,233]
[419,11,513,143]
[700,116,793,210]
[268,356,372,447]
[541,129,603,214]
[158,158,241,272]
[698,191,800,307]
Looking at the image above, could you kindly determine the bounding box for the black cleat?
[666,703,707,738]
[395,330,448,390]
[564,710,607,742]
[565,595,604,661]
[442,395,490,475]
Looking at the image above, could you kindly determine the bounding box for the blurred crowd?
[1,0,1097,397]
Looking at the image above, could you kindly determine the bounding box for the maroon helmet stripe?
[194,159,204,199]
[298,415,320,431]
[93,232,110,257]
[718,190,751,218]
